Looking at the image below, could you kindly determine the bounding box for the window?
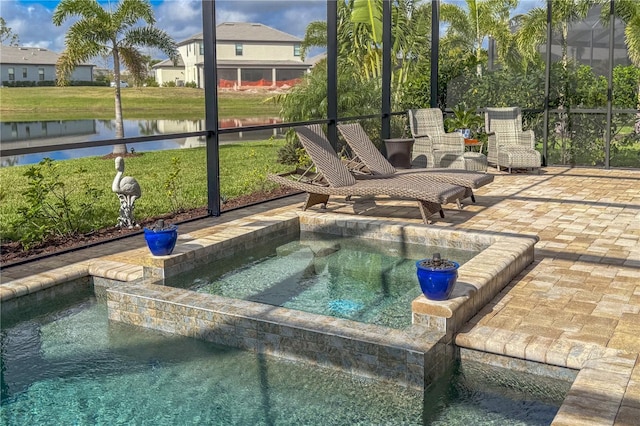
[38,68,44,81]
[8,67,14,81]
[294,43,301,57]
[22,67,27,78]
[235,43,243,56]
[199,42,204,55]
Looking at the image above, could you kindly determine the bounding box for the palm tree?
[515,0,596,71]
[53,0,177,154]
[440,0,519,77]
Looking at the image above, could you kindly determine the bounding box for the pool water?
[168,232,479,329]
[423,361,569,425]
[1,296,567,425]
[1,297,423,425]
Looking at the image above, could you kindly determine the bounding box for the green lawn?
[0,86,292,248]
[0,87,281,121]
[0,139,292,244]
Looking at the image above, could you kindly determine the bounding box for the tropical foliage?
[299,0,426,106]
[440,0,519,75]
[515,0,596,70]
[282,0,639,168]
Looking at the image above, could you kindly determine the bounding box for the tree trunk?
[636,81,640,134]
[112,46,127,155]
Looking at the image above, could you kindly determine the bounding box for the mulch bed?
[0,187,300,267]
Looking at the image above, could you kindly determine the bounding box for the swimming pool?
[1,293,567,425]
[1,211,545,422]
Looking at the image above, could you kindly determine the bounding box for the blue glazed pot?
[143,225,178,256]
[416,258,459,301]
[457,128,471,139]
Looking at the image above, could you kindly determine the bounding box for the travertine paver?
[1,166,639,425]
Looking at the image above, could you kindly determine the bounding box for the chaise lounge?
[337,122,494,204]
[267,124,467,224]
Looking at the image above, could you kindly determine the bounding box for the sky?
[1,0,541,64]
[0,0,327,61]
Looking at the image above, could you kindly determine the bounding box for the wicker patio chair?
[267,124,467,224]
[408,108,488,172]
[337,122,493,204]
[485,107,542,173]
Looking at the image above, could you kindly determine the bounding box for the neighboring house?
[93,67,111,80]
[165,22,311,89]
[0,46,94,85]
[153,56,185,86]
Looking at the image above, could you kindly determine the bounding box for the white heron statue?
[112,156,142,228]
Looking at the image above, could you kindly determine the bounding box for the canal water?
[0,118,283,167]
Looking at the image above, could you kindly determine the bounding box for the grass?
[0,87,281,121]
[0,139,292,243]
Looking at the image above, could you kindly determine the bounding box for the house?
[157,22,311,89]
[0,46,94,86]
[153,56,185,86]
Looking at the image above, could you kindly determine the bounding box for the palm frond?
[119,46,147,84]
[52,0,104,26]
[114,0,155,27]
[124,26,178,60]
[301,21,328,60]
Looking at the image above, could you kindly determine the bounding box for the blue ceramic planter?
[416,258,459,301]
[457,128,471,139]
[143,225,178,256]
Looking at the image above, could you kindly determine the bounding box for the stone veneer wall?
[107,282,448,389]
[1,276,92,317]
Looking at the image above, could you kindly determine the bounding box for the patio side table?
[384,138,414,169]
[464,138,483,152]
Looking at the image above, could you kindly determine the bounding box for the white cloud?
[215,0,325,38]
[155,0,202,41]
[1,0,65,50]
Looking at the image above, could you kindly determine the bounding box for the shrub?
[16,158,104,249]
[164,157,186,213]
[144,77,159,87]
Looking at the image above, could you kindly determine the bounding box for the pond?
[0,118,283,167]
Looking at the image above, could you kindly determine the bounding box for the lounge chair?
[408,108,488,172]
[337,122,493,204]
[485,107,542,173]
[267,124,467,224]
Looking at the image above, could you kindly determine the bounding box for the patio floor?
[1,166,639,425]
